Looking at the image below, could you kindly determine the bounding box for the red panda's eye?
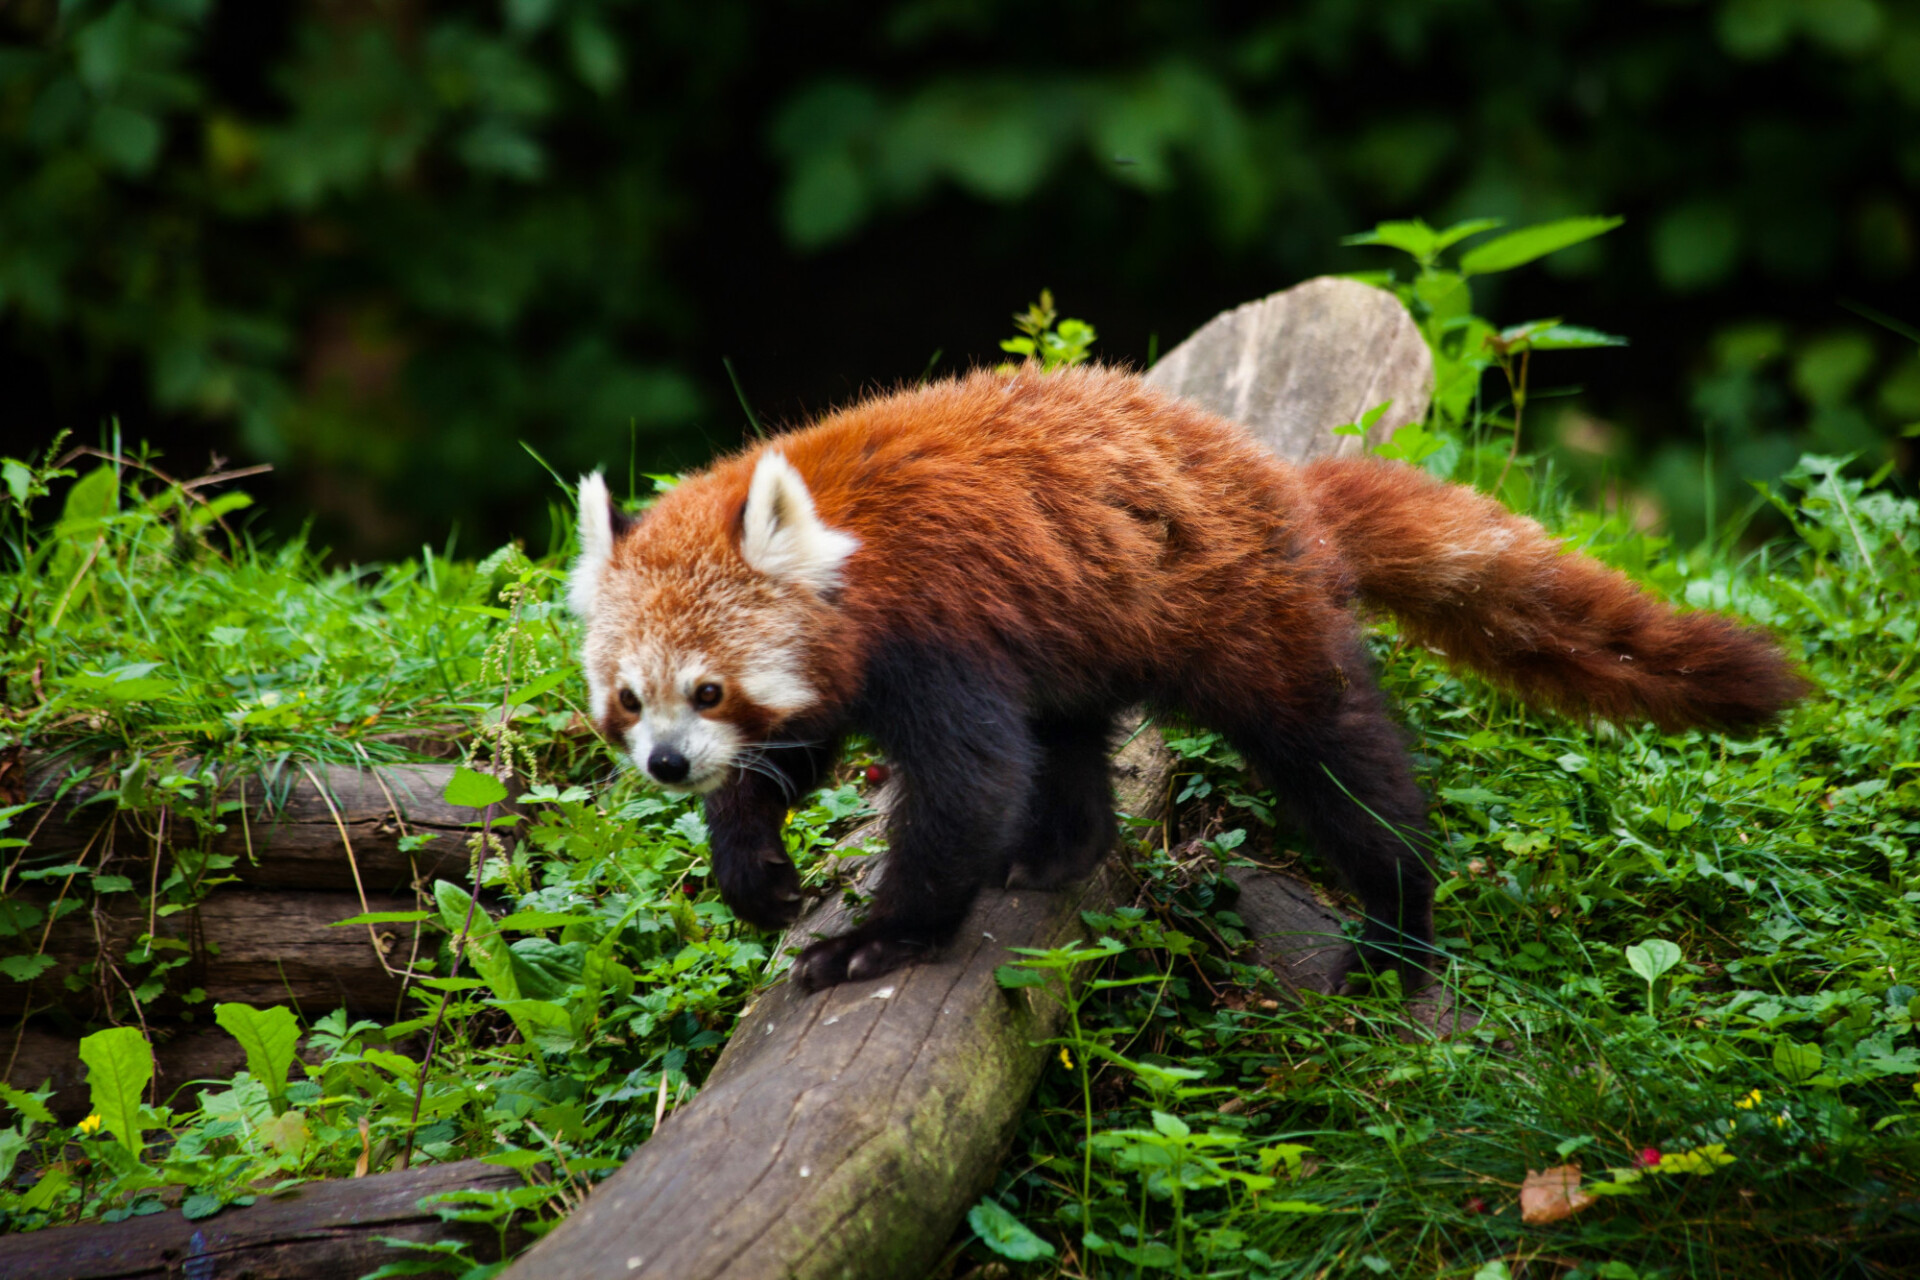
[617,688,641,713]
[693,682,723,710]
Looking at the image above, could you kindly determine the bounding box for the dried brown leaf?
[1520,1163,1597,1225]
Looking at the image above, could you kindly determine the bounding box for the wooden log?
[1226,865,1480,1036]
[503,730,1172,1280]
[0,1159,531,1280]
[0,889,420,1020]
[19,760,492,893]
[1144,275,1433,461]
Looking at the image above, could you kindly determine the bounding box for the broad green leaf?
[1151,1110,1191,1139]
[19,1164,70,1212]
[509,938,586,1000]
[1342,218,1498,266]
[1625,939,1682,984]
[994,964,1053,989]
[1431,217,1504,255]
[492,911,596,932]
[361,1048,419,1080]
[0,1082,56,1125]
[78,1026,153,1156]
[181,1192,224,1220]
[2,459,30,505]
[1773,1037,1822,1084]
[258,1109,309,1156]
[1459,215,1623,276]
[1523,324,1629,350]
[493,997,576,1053]
[434,881,517,1001]
[329,910,434,927]
[214,1003,300,1105]
[1,954,56,983]
[443,766,508,810]
[968,1196,1057,1262]
[508,668,572,705]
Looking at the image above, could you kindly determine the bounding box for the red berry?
[1634,1147,1662,1168]
[865,763,891,785]
[682,883,696,897]
[1463,1196,1488,1215]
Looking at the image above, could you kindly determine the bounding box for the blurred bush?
[1,0,1915,552]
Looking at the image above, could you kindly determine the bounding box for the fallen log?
[0,888,421,1020]
[20,760,490,893]
[501,276,1438,1280]
[0,1159,531,1280]
[1225,865,1480,1037]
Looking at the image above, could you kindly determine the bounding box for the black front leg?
[792,641,1037,991]
[704,740,833,931]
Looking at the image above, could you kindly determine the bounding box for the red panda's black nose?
[647,745,690,784]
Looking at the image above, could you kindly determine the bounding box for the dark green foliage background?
[3,0,1917,553]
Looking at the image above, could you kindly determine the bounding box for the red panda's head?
[568,453,858,793]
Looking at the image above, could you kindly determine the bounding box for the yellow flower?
[1059,1047,1074,1070]
[77,1113,103,1135]
[1775,1112,1790,1128]
[1735,1088,1763,1110]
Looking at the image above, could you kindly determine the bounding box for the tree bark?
[0,1159,531,1280]
[19,760,491,893]
[0,889,421,1020]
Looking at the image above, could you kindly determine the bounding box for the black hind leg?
[1006,714,1118,890]
[1199,645,1435,989]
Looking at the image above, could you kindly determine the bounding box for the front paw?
[718,853,805,931]
[791,928,929,992]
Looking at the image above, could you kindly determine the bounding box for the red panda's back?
[761,366,1351,692]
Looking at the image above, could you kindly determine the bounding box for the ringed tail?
[1302,456,1811,732]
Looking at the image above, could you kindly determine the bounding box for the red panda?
[569,366,1808,992]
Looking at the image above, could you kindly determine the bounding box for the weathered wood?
[0,1159,530,1280]
[1144,275,1433,461]
[1226,865,1480,1036]
[0,889,420,1019]
[1226,866,1352,997]
[20,760,490,893]
[504,730,1173,1280]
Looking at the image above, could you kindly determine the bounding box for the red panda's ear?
[570,472,620,619]
[739,452,858,594]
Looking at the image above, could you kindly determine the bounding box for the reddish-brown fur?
[622,366,1803,733]
[584,365,1809,989]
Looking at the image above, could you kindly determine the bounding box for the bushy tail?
[1303,456,1810,732]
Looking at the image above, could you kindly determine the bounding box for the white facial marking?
[569,472,614,619]
[734,650,815,716]
[739,452,859,593]
[612,647,745,793]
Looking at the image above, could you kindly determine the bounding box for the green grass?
[965,456,1920,1280]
